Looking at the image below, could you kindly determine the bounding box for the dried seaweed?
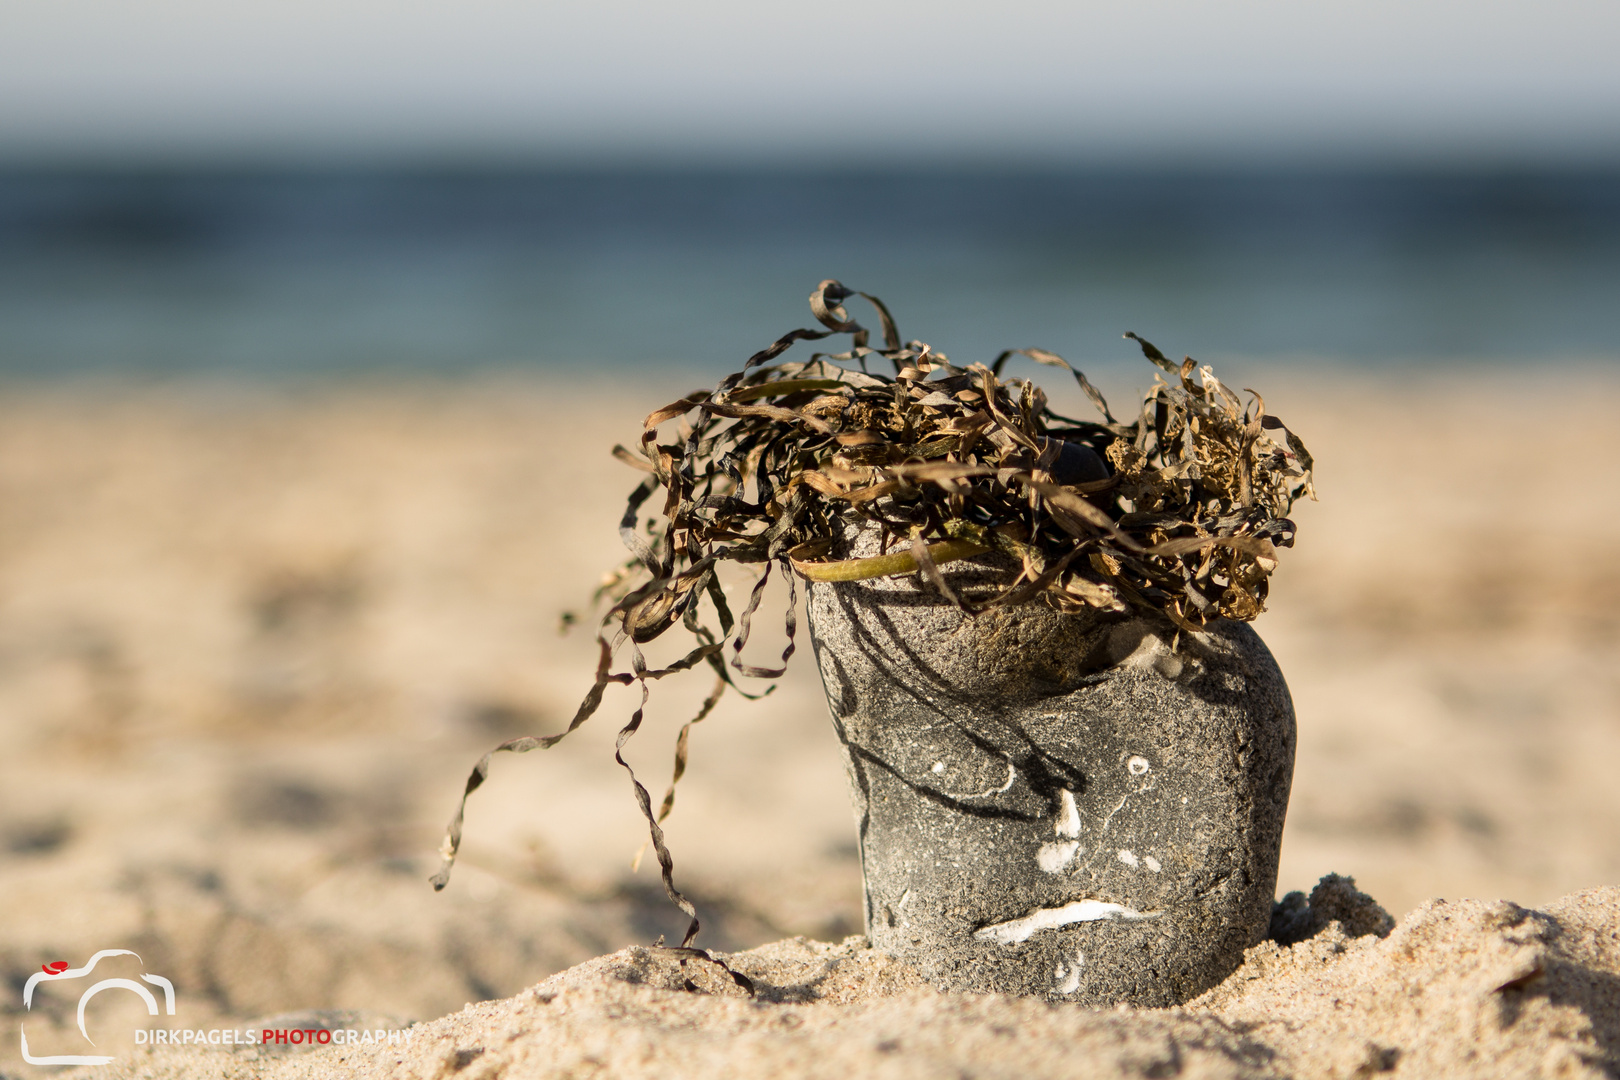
[432,280,1314,952]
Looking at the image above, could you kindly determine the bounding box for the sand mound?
[90,880,1618,1080]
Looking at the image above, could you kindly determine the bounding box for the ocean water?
[1,168,1617,379]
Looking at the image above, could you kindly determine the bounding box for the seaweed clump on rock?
[429,280,1316,957]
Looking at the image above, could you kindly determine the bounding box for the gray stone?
[1270,873,1395,946]
[805,530,1296,1006]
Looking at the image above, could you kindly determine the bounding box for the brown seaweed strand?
[429,635,630,890]
[615,646,700,947]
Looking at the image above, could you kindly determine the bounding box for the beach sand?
[2,365,1617,1077]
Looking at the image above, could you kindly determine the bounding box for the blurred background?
[4,0,1620,375]
[2,0,1618,1064]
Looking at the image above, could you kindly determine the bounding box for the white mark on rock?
[931,761,945,774]
[974,900,1158,945]
[1117,630,1185,679]
[1037,841,1081,873]
[1118,631,1169,669]
[1127,755,1150,776]
[1037,790,1083,873]
[1144,855,1162,873]
[1054,789,1081,839]
[1053,951,1084,995]
[964,761,1017,799]
[1117,849,1140,868]
[1099,794,1130,834]
[889,889,912,929]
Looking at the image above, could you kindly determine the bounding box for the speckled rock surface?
[805,535,1296,1006]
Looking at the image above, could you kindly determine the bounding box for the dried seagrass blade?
[790,538,991,582]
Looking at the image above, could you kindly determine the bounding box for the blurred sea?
[1,167,1617,378]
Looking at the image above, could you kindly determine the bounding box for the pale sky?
[3,0,1618,163]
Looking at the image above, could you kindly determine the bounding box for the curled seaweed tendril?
[431,280,1314,956]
